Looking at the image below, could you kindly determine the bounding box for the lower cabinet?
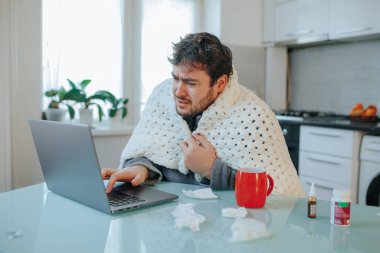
[299,126,363,203]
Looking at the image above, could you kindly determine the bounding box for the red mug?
[235,168,274,208]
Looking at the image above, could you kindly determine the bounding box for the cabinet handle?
[308,132,342,138]
[335,27,372,35]
[306,181,333,191]
[286,29,313,37]
[366,147,380,152]
[307,157,340,165]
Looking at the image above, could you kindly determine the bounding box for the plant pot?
[45,108,67,122]
[79,108,93,126]
[108,110,126,127]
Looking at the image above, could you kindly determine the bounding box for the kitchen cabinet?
[329,0,380,40]
[299,126,363,203]
[262,0,275,46]
[274,0,329,45]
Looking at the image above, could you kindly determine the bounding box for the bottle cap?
[309,183,316,197]
[333,189,351,198]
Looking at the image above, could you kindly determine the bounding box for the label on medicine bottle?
[331,189,351,227]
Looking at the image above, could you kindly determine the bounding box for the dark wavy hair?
[168,32,233,86]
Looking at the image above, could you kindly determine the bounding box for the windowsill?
[91,122,135,137]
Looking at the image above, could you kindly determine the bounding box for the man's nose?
[175,80,187,97]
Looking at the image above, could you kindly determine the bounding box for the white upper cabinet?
[262,0,275,46]
[329,0,380,40]
[274,0,329,45]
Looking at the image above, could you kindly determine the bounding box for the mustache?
[175,96,190,103]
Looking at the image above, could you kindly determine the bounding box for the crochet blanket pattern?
[120,71,305,197]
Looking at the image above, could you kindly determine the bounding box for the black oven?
[278,121,300,174]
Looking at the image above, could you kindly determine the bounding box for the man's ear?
[215,74,228,94]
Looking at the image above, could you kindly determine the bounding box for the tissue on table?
[182,188,218,199]
[222,207,248,218]
[172,203,206,232]
[230,218,271,242]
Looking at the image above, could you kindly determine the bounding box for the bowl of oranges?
[349,103,378,122]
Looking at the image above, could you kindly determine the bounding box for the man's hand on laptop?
[101,165,149,193]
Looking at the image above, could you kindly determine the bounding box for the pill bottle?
[330,189,351,227]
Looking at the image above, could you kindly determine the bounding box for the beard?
[175,87,216,117]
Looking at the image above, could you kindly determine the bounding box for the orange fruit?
[363,108,377,117]
[350,108,364,116]
[367,105,377,114]
[353,103,364,110]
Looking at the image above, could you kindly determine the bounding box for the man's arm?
[209,158,236,190]
[179,133,236,190]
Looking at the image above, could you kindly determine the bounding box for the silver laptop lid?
[29,119,111,214]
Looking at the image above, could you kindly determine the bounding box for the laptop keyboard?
[107,191,145,207]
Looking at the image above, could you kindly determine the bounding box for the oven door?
[278,121,300,174]
[366,174,380,206]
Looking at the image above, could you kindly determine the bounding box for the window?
[140,0,195,112]
[43,0,196,121]
[42,0,122,113]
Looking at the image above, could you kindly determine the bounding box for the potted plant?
[44,87,76,121]
[97,90,129,123]
[66,79,109,125]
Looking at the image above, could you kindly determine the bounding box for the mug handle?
[266,174,274,196]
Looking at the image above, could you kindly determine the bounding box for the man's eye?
[186,82,196,86]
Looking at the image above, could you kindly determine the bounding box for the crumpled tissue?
[222,207,248,218]
[182,188,218,199]
[172,203,206,232]
[230,218,271,242]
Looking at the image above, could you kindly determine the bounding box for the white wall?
[220,0,262,47]
[0,0,43,190]
[0,0,13,192]
[203,0,262,47]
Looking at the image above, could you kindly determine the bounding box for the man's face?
[171,64,224,117]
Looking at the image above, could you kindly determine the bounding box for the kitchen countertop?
[278,116,380,134]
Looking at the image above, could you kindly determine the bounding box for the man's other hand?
[179,133,216,179]
[101,165,149,193]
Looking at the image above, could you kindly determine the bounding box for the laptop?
[29,119,178,214]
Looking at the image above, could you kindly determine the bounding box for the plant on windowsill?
[66,79,110,125]
[44,87,77,121]
[97,90,129,124]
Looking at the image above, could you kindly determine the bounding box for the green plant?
[66,79,109,121]
[44,87,77,119]
[97,90,129,119]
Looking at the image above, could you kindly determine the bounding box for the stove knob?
[282,128,288,136]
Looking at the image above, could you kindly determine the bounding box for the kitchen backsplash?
[290,39,380,115]
[229,44,265,99]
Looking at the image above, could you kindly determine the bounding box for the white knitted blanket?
[120,72,305,197]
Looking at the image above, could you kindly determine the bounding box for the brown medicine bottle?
[308,183,317,218]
